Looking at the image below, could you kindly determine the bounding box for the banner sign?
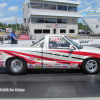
[46,25,66,28]
[20,34,30,40]
[6,28,12,33]
[83,12,100,16]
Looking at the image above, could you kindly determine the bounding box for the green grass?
[68,36,78,39]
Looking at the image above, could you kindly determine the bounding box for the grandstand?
[83,18,100,35]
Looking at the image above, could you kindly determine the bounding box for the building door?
[53,29,56,34]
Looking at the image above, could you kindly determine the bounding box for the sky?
[0,0,100,24]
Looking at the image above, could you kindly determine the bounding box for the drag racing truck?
[0,34,100,75]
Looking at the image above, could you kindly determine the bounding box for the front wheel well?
[81,57,100,74]
[81,57,100,67]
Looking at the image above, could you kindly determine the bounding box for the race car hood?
[80,46,100,54]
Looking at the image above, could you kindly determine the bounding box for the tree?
[78,23,83,29]
[8,24,12,27]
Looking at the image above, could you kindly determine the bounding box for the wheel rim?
[86,60,98,73]
[11,59,23,72]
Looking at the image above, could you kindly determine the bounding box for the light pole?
[15,16,18,34]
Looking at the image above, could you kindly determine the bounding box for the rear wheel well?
[5,56,27,68]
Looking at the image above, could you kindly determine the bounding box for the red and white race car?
[0,35,100,75]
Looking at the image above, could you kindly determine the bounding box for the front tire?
[82,58,100,74]
[6,58,27,75]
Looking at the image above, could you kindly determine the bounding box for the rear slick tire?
[6,58,27,75]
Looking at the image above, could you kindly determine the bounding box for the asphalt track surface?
[0,68,100,99]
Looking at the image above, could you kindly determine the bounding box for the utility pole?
[15,16,18,34]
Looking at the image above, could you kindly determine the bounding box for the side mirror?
[69,44,74,50]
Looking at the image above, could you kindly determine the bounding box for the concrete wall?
[29,23,78,39]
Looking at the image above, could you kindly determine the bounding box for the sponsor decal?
[62,64,69,66]
[43,64,46,68]
[29,57,35,61]
[62,63,78,68]
[36,58,41,61]
[35,67,41,69]
[49,44,53,46]
[78,39,92,45]
[54,63,61,66]
[0,61,4,66]
[50,37,61,42]
[47,61,55,66]
[80,40,90,43]
[29,64,34,67]
[34,62,41,68]
[83,12,100,16]
[46,25,66,28]
[69,63,78,67]
[50,37,65,44]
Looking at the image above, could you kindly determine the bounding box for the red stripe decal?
[48,50,100,58]
[0,50,82,65]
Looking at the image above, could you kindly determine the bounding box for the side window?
[49,36,70,49]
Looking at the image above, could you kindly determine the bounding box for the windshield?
[64,36,83,49]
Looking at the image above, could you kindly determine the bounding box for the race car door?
[45,36,80,69]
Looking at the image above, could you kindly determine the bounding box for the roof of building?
[23,0,80,5]
[42,0,80,5]
[29,12,83,18]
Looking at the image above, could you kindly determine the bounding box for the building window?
[44,4,56,10]
[62,19,67,24]
[29,2,77,12]
[31,17,38,23]
[30,3,38,8]
[34,30,42,34]
[30,3,43,9]
[57,19,62,23]
[38,18,44,23]
[60,29,66,33]
[68,19,73,24]
[51,4,56,10]
[44,4,51,9]
[45,18,51,23]
[72,19,77,24]
[28,3,30,8]
[63,6,67,11]
[68,6,77,12]
[57,5,62,10]
[31,17,77,24]
[37,3,43,9]
[69,29,75,33]
[43,30,50,34]
[51,18,56,23]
